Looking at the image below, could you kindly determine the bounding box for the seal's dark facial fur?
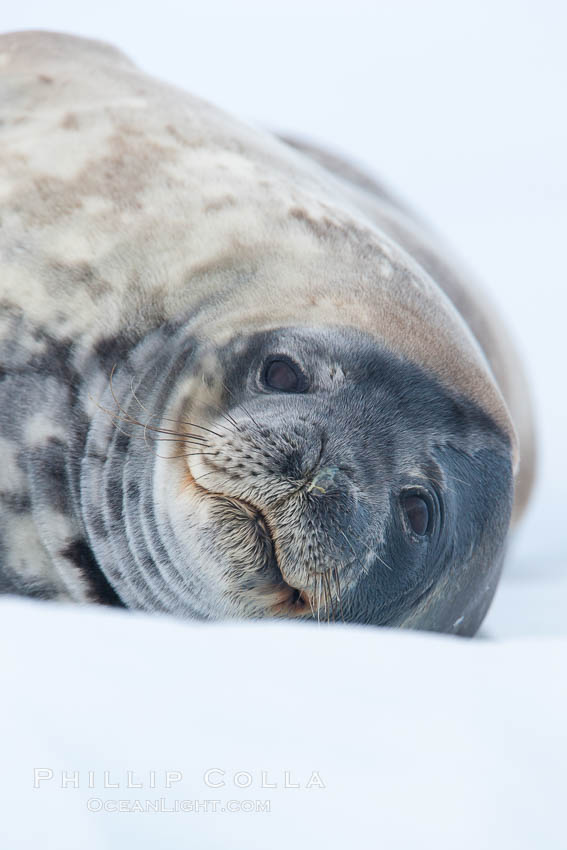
[186,326,513,634]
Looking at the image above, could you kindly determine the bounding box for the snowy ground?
[1,2,566,846]
[1,596,566,850]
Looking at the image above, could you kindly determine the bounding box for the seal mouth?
[251,505,312,617]
[182,462,311,618]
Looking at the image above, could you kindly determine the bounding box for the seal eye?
[402,492,431,536]
[263,358,304,392]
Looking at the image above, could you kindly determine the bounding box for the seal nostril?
[307,466,340,494]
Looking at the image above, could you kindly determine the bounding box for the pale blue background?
[3,1,566,576]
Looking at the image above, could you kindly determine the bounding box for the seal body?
[0,31,535,634]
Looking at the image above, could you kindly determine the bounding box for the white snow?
[1,595,566,849]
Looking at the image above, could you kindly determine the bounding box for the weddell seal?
[0,31,535,634]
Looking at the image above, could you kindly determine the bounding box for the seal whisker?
[323,567,334,623]
[196,397,242,432]
[156,452,205,460]
[133,433,210,448]
[115,367,226,440]
[375,553,393,573]
[125,375,155,451]
[178,451,217,457]
[110,411,209,440]
[179,417,233,436]
[423,473,459,496]
[178,421,226,440]
[338,529,369,572]
[306,590,316,619]
[95,406,209,462]
[340,523,393,573]
[100,408,213,461]
[102,410,137,443]
[105,368,212,442]
[110,410,210,443]
[150,426,208,440]
[144,437,211,446]
[136,411,231,437]
[128,374,226,441]
[155,450,217,461]
[323,570,333,623]
[190,470,221,483]
[351,531,393,573]
[129,375,151,418]
[221,380,263,433]
[99,404,211,447]
[333,565,346,623]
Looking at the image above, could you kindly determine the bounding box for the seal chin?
[248,506,315,618]
[228,494,314,618]
[183,453,312,618]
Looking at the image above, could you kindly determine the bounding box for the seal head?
[187,325,513,632]
[79,320,513,636]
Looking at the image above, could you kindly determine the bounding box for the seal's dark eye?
[263,358,303,392]
[402,493,431,536]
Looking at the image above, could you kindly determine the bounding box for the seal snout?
[182,407,369,618]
